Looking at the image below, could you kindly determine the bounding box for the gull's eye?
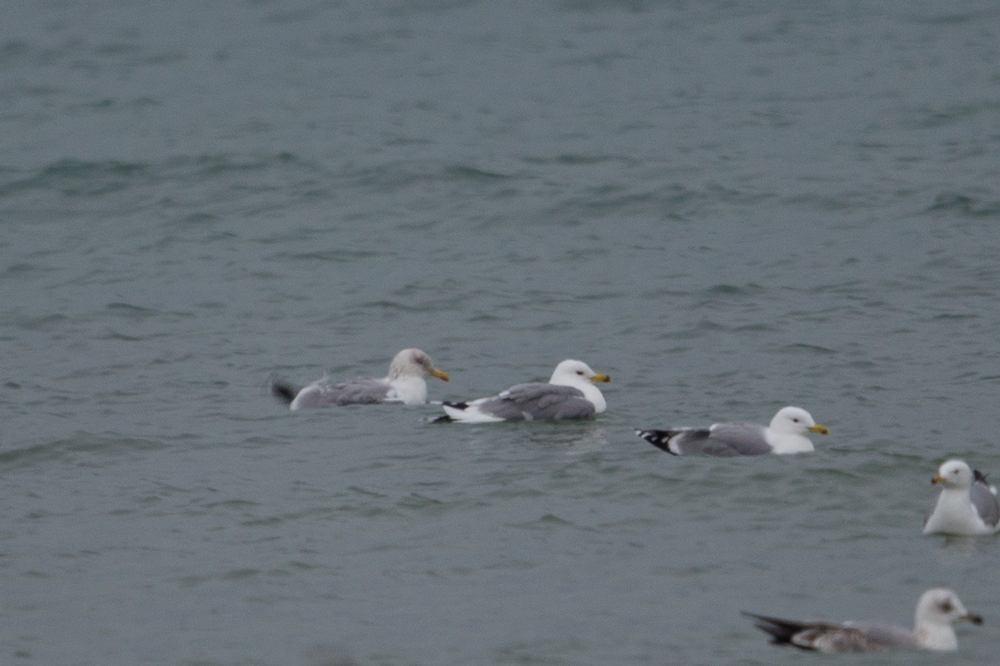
[792,418,800,423]
[940,601,953,613]
[577,371,584,375]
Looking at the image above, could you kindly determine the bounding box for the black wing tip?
[635,429,678,455]
[742,612,808,647]
[741,611,785,627]
[974,469,990,483]
[271,380,299,405]
[430,401,469,423]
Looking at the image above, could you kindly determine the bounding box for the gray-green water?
[2,1,1000,664]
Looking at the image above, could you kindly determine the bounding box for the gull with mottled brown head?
[272,348,449,410]
[436,359,610,423]
[745,588,982,652]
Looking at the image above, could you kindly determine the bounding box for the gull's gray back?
[673,422,772,456]
[295,376,391,407]
[797,622,915,652]
[479,383,594,420]
[971,476,1000,528]
[851,623,918,650]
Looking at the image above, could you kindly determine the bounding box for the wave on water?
[0,432,167,472]
[926,192,1000,218]
[0,153,325,202]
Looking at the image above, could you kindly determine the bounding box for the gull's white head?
[933,460,974,490]
[388,348,450,382]
[549,359,611,386]
[913,588,981,651]
[548,359,610,414]
[769,406,829,436]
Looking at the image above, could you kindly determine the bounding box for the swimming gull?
[436,359,610,423]
[636,406,828,456]
[923,459,1000,536]
[745,588,982,652]
[272,348,449,410]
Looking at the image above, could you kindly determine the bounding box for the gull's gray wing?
[292,376,391,408]
[745,614,915,653]
[475,383,595,421]
[640,421,771,456]
[702,422,773,455]
[971,471,1000,529]
[796,623,914,653]
[850,623,919,651]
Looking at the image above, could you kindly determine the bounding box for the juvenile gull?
[272,348,449,410]
[745,588,982,652]
[636,406,828,456]
[436,359,610,423]
[923,459,1000,536]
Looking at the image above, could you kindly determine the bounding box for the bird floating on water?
[436,359,610,423]
[923,459,1000,536]
[745,588,982,652]
[272,348,449,410]
[636,406,828,456]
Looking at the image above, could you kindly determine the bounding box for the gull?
[636,406,828,456]
[745,588,982,652]
[923,459,1000,536]
[272,348,449,410]
[436,359,610,423]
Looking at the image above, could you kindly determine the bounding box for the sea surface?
[2,1,1000,665]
